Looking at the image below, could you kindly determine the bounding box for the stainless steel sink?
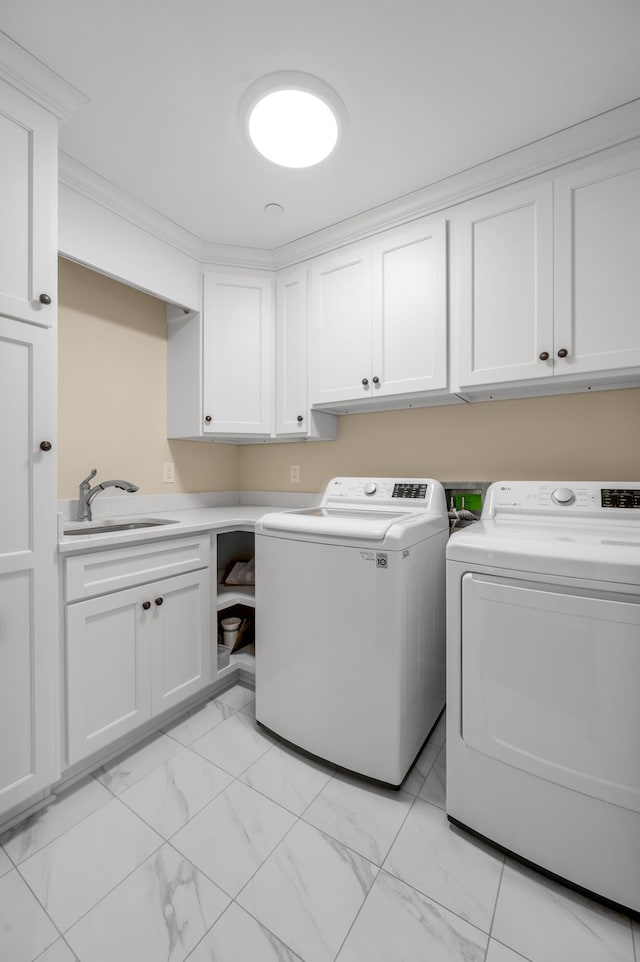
[64,518,178,536]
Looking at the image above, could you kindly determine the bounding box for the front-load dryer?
[255,477,448,787]
[447,480,640,915]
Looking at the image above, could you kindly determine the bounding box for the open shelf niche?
[216,530,255,677]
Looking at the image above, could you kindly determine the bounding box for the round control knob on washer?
[551,487,575,505]
[364,482,377,496]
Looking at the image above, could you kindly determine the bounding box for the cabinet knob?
[538,352,550,361]
[372,376,380,384]
[204,415,212,423]
[39,440,52,451]
[557,348,569,358]
[362,378,369,386]
[296,415,304,422]
[142,601,151,610]
[39,293,52,305]
[155,597,164,606]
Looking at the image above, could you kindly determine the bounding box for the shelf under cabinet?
[216,645,255,679]
[217,585,256,610]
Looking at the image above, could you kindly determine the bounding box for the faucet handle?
[80,469,98,487]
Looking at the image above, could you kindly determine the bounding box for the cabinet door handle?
[204,415,212,423]
[155,597,164,606]
[142,601,151,610]
[372,376,380,384]
[39,293,52,305]
[297,415,304,422]
[362,378,369,386]
[538,352,550,361]
[557,348,569,358]
[39,441,52,451]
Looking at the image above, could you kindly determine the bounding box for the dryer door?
[461,572,640,812]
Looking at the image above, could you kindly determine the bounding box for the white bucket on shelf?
[220,616,242,649]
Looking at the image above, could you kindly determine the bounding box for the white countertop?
[58,505,274,553]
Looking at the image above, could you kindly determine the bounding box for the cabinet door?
[309,245,372,406]
[202,272,273,435]
[371,217,448,397]
[0,318,57,815]
[66,586,152,765]
[0,82,56,327]
[150,569,211,715]
[275,266,309,435]
[554,150,640,376]
[454,183,554,388]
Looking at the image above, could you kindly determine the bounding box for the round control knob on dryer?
[551,487,575,505]
[364,482,377,496]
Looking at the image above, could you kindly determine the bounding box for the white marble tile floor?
[1,690,637,962]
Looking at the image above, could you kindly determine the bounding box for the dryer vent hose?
[448,507,478,532]
[448,508,476,522]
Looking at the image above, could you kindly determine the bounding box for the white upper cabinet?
[371,218,448,397]
[309,245,372,406]
[309,216,449,410]
[202,271,273,436]
[554,149,640,376]
[0,82,57,327]
[453,183,554,389]
[275,266,338,439]
[168,267,335,442]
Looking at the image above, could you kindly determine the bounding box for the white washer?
[255,477,448,786]
[447,480,640,914]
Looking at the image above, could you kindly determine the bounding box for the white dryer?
[447,480,640,914]
[255,477,448,786]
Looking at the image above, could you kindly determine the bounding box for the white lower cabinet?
[0,316,58,820]
[66,567,211,766]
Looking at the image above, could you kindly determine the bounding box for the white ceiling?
[3,0,640,250]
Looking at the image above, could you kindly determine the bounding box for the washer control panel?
[327,477,433,504]
[392,482,428,499]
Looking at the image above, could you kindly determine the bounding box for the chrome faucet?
[77,469,139,522]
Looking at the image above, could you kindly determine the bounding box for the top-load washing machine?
[255,477,449,786]
[447,480,640,915]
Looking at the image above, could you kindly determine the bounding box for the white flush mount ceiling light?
[240,72,346,169]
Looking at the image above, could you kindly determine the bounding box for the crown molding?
[58,97,640,275]
[59,152,277,270]
[0,31,87,120]
[272,98,640,269]
[59,152,206,260]
[200,243,275,270]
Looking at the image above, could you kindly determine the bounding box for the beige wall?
[239,388,640,492]
[59,257,640,499]
[58,258,239,499]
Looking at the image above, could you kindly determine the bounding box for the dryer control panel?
[601,488,640,509]
[484,481,640,517]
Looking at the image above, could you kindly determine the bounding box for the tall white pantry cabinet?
[0,78,59,821]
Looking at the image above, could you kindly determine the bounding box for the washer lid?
[259,506,413,541]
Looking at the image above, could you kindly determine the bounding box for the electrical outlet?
[162,462,175,483]
[290,464,300,484]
